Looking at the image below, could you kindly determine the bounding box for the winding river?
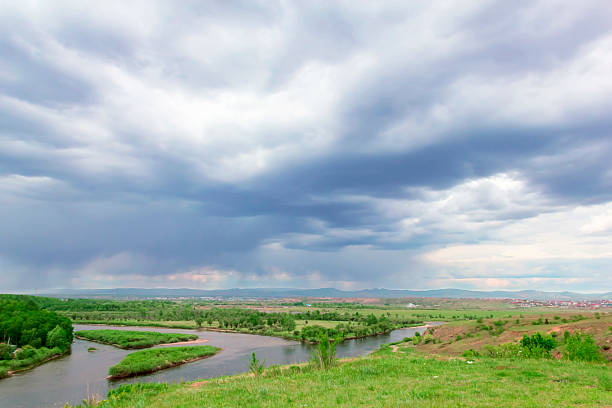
[0,324,433,407]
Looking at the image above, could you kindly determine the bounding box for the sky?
[1,1,612,293]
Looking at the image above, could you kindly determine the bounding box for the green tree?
[47,325,69,350]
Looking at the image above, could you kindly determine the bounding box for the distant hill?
[40,287,612,301]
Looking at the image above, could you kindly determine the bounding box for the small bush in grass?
[520,333,556,358]
[563,331,603,362]
[311,333,339,369]
[248,352,265,377]
[462,349,479,358]
[483,343,522,358]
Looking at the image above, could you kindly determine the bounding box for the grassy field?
[75,330,198,349]
[78,341,610,407]
[107,346,220,379]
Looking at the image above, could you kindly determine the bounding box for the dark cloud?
[1,1,612,291]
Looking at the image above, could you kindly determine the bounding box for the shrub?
[520,333,556,358]
[15,345,37,360]
[563,331,603,362]
[311,333,339,369]
[248,352,265,377]
[483,343,521,358]
[461,349,479,358]
[0,343,11,360]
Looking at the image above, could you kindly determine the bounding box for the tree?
[47,325,69,350]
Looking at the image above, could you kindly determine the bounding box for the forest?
[0,295,74,379]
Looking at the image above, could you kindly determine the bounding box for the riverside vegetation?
[75,330,198,349]
[107,345,220,379]
[1,295,73,379]
[39,297,429,342]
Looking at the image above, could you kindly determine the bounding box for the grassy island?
[107,345,220,379]
[74,330,198,349]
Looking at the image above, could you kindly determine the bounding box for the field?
[74,330,199,349]
[107,346,220,379]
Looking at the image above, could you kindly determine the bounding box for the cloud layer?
[1,1,612,292]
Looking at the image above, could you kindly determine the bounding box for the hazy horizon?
[2,2,612,293]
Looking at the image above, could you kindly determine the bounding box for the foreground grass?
[75,330,198,349]
[81,343,611,407]
[108,346,220,379]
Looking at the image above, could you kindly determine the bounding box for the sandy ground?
[158,338,209,346]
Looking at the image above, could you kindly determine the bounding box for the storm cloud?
[1,1,612,292]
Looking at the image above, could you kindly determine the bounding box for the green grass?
[107,346,220,378]
[80,343,610,407]
[75,330,198,349]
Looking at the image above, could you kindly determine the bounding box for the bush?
[311,333,339,369]
[0,343,11,360]
[15,345,37,360]
[248,352,265,376]
[563,331,603,362]
[520,333,556,358]
[461,349,479,358]
[483,343,522,358]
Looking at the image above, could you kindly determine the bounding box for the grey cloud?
[1,1,612,291]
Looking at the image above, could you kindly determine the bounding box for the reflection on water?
[0,324,434,407]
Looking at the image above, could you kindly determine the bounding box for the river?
[0,324,434,407]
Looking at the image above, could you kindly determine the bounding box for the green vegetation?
[73,340,611,408]
[311,333,339,369]
[0,295,73,378]
[248,352,265,377]
[74,329,198,349]
[107,345,219,379]
[0,295,73,348]
[87,347,97,352]
[564,331,604,362]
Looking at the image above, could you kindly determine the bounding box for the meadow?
[74,330,198,349]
